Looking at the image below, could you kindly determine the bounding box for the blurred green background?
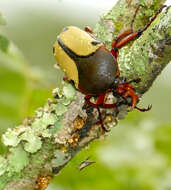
[0,0,171,190]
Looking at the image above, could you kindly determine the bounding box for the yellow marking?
[53,41,79,88]
[59,26,103,56]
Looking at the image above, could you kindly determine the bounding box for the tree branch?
[0,0,171,189]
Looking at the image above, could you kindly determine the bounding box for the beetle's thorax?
[76,46,117,95]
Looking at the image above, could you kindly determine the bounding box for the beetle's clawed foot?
[115,83,139,112]
[135,104,152,112]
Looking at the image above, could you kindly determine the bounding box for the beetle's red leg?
[112,29,132,49]
[85,94,110,132]
[96,94,109,132]
[130,5,141,31]
[115,32,139,49]
[96,107,110,132]
[111,29,133,57]
[111,6,140,75]
[138,5,166,35]
[85,26,93,34]
[123,89,139,111]
[111,29,133,76]
[111,5,140,53]
[115,83,139,111]
[86,93,119,110]
[85,93,105,108]
[85,94,99,108]
[112,5,166,51]
[96,93,105,105]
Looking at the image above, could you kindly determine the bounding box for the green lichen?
[94,20,112,44]
[52,87,63,98]
[55,103,67,116]
[8,145,29,173]
[35,109,44,118]
[20,131,42,153]
[50,121,63,134]
[0,156,8,176]
[58,83,76,105]
[51,81,76,115]
[53,81,76,98]
[2,128,21,147]
[32,113,56,131]
[2,80,76,155]
[0,71,77,182]
[63,83,76,99]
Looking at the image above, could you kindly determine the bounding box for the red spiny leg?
[96,93,117,132]
[85,93,118,109]
[85,93,110,132]
[138,5,166,34]
[96,93,105,105]
[111,28,135,76]
[96,107,109,132]
[115,32,139,49]
[111,29,133,53]
[85,94,105,108]
[116,83,139,111]
[85,93,119,132]
[123,88,139,111]
[130,5,140,30]
[85,94,98,108]
[111,5,166,55]
[111,5,140,57]
[115,82,152,112]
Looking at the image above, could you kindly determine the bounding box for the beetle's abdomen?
[77,46,117,95]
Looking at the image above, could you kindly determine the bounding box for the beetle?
[53,5,166,131]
